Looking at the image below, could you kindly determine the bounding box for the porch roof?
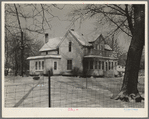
[27,55,61,60]
[84,55,118,60]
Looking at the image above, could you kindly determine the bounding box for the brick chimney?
[45,33,49,43]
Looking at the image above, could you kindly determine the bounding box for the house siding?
[29,59,44,75]
[28,30,118,77]
[44,58,61,74]
[59,32,84,74]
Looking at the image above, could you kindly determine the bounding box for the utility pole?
[14,4,24,77]
[20,31,24,77]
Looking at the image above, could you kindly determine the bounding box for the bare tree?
[68,4,145,102]
[5,4,67,76]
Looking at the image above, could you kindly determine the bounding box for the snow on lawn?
[4,76,144,108]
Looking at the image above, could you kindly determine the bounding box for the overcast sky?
[6,4,131,53]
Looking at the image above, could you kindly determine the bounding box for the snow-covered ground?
[4,75,144,108]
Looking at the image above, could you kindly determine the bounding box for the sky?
[5,4,131,53]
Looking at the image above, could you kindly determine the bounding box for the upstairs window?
[54,62,57,70]
[100,44,102,50]
[67,60,72,70]
[97,45,100,50]
[69,42,71,52]
[46,51,48,55]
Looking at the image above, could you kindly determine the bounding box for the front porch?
[83,55,118,77]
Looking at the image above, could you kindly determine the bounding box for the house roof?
[88,34,105,43]
[39,29,112,52]
[69,29,92,46]
[39,37,62,52]
[27,55,61,60]
[84,55,118,60]
[104,44,112,51]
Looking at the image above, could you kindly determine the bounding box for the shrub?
[71,67,80,77]
[47,68,53,76]
[33,76,40,80]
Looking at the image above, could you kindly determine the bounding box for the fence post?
[48,71,51,107]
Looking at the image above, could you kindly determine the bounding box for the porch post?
[104,61,106,71]
[107,61,109,71]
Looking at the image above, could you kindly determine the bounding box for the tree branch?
[14,4,22,32]
[102,12,132,37]
[125,4,134,35]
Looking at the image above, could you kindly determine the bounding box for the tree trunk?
[15,51,18,76]
[114,5,145,102]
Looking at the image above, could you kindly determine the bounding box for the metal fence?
[4,75,144,108]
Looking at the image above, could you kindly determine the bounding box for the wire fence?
[4,75,144,108]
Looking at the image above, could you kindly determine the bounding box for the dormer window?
[69,42,71,52]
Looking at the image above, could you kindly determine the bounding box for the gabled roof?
[39,37,62,52]
[84,55,118,60]
[69,29,92,46]
[39,30,92,52]
[27,55,61,60]
[88,34,105,43]
[88,34,112,51]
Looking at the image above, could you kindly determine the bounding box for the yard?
[4,75,144,108]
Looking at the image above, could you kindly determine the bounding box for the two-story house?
[27,29,118,77]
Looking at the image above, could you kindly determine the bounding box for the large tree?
[114,5,145,102]
[69,4,145,102]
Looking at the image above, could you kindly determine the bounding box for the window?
[69,42,71,52]
[112,62,113,70]
[35,62,38,70]
[102,61,104,70]
[57,48,59,54]
[115,62,117,69]
[54,62,57,70]
[67,60,72,70]
[46,51,48,55]
[97,45,100,50]
[42,61,44,69]
[109,62,110,70]
[95,61,97,69]
[101,45,104,51]
[39,61,41,70]
[106,62,108,71]
[99,61,101,69]
[90,60,93,69]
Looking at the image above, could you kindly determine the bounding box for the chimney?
[45,33,49,43]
